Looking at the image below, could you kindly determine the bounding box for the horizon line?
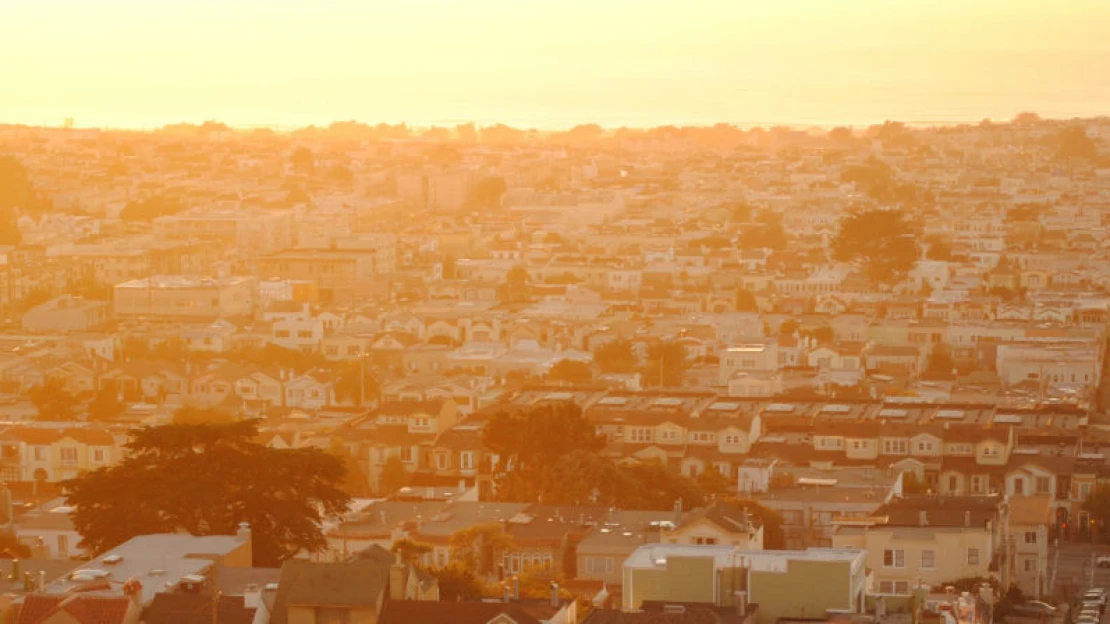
[4,112,1106,135]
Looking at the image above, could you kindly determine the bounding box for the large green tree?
[62,421,350,566]
[832,209,919,286]
[482,402,606,503]
[482,401,710,510]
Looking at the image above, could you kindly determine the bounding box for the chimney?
[735,590,748,617]
[122,578,144,612]
[237,522,253,565]
[389,552,407,601]
[964,511,971,528]
[0,483,12,527]
[513,576,520,600]
[551,582,560,608]
[919,511,928,526]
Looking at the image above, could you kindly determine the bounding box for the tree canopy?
[29,379,79,421]
[832,208,919,286]
[644,341,689,387]
[1057,127,1098,161]
[1083,483,1110,542]
[62,420,350,566]
[482,401,709,510]
[593,339,638,374]
[547,359,593,384]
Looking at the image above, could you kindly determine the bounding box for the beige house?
[662,501,763,549]
[1008,496,1051,598]
[832,495,1006,595]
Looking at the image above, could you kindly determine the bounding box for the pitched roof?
[676,500,760,534]
[142,593,254,624]
[16,593,132,624]
[379,600,543,624]
[269,546,392,624]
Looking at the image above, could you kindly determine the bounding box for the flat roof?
[116,275,255,289]
[624,544,864,572]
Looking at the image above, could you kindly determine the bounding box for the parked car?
[1012,601,1058,618]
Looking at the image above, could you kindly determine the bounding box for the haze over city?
[2,2,1110,624]
[4,0,1110,129]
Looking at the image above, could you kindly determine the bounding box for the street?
[1052,542,1110,601]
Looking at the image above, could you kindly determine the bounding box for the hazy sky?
[2,0,1109,129]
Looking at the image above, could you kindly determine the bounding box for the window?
[967,548,980,566]
[436,454,448,470]
[1036,476,1051,494]
[921,549,936,569]
[817,437,844,450]
[917,440,935,453]
[852,440,868,450]
[724,434,742,446]
[948,475,958,492]
[883,549,905,568]
[879,580,910,594]
[1013,478,1025,496]
[297,330,313,339]
[883,439,908,455]
[629,428,652,443]
[1024,559,1037,572]
[982,445,1000,456]
[714,463,730,477]
[275,330,291,338]
[1024,531,1037,544]
[781,510,804,525]
[661,429,680,442]
[691,432,715,443]
[92,448,106,463]
[971,476,985,494]
[33,447,45,462]
[1080,483,1092,500]
[57,534,69,557]
[60,448,78,466]
[585,556,615,575]
[460,451,475,470]
[399,447,413,463]
[695,537,718,545]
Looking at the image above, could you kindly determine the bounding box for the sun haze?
[3,0,1109,128]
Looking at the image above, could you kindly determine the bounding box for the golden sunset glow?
[4,0,1110,128]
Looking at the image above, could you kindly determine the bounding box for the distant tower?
[63,118,75,129]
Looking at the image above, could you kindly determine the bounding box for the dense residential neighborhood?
[0,114,1109,623]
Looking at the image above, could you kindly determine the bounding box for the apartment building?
[113,275,257,320]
